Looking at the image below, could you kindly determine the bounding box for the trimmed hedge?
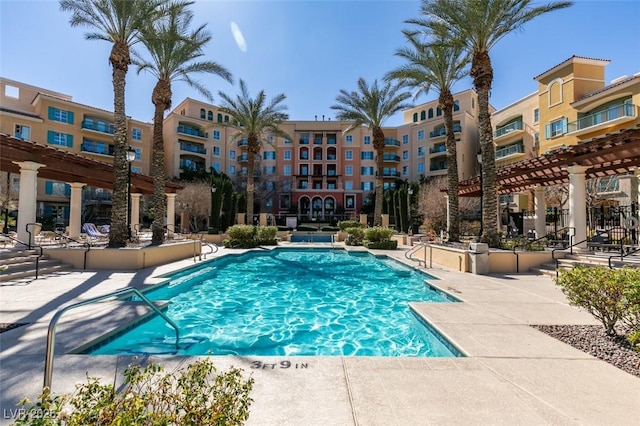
[364,240,398,250]
[224,225,278,248]
[338,220,364,231]
[345,227,364,246]
[364,226,395,242]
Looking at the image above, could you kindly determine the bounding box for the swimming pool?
[85,248,461,357]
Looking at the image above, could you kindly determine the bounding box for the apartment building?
[0,78,153,226]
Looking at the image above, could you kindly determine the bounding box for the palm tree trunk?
[151,80,171,243]
[246,137,258,225]
[472,51,498,246]
[373,127,385,226]
[441,91,460,242]
[108,42,130,248]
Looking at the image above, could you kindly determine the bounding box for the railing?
[188,231,218,262]
[383,154,401,162]
[54,231,91,270]
[179,142,206,154]
[512,227,574,273]
[429,145,446,154]
[384,138,400,147]
[2,231,44,279]
[493,120,523,138]
[177,125,207,138]
[567,103,635,133]
[43,287,180,395]
[495,143,524,160]
[608,246,640,269]
[81,119,115,134]
[405,237,433,268]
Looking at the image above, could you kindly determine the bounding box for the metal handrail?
[54,230,91,270]
[513,227,574,273]
[43,287,180,395]
[1,232,44,279]
[405,241,428,267]
[608,245,640,269]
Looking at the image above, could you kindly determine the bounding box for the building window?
[200,109,206,119]
[417,130,425,140]
[263,166,276,174]
[213,130,220,140]
[361,151,374,160]
[280,194,291,209]
[208,111,213,121]
[420,110,426,120]
[45,181,70,196]
[417,162,425,174]
[81,139,113,155]
[361,181,374,191]
[402,150,409,160]
[267,135,274,143]
[412,113,418,123]
[402,166,408,176]
[428,108,433,119]
[133,147,142,160]
[345,135,352,144]
[363,136,371,144]
[131,166,142,174]
[402,135,409,144]
[212,146,220,156]
[284,150,291,160]
[284,165,291,176]
[212,162,220,172]
[545,118,567,139]
[453,100,460,112]
[14,124,30,140]
[436,107,442,116]
[533,108,539,123]
[345,150,353,160]
[361,167,374,175]
[48,107,74,124]
[132,128,142,140]
[263,151,276,160]
[345,165,353,176]
[284,138,291,144]
[217,113,223,123]
[228,165,235,175]
[344,181,353,191]
[229,150,236,160]
[417,146,425,157]
[47,131,73,147]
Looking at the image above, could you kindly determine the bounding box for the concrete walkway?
[1,245,638,425]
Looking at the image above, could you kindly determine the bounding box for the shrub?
[224,225,278,248]
[13,359,253,426]
[364,240,398,250]
[227,224,256,241]
[345,227,364,246]
[320,226,340,232]
[364,226,395,243]
[556,265,640,335]
[338,220,364,231]
[256,226,277,241]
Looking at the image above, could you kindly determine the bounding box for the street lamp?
[126,147,136,240]
[477,150,483,243]
[407,187,413,235]
[210,185,217,232]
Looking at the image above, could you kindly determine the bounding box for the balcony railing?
[313,138,323,145]
[179,142,206,154]
[429,144,446,154]
[299,138,309,144]
[382,154,401,162]
[495,143,524,159]
[493,120,523,138]
[177,125,207,139]
[327,138,337,145]
[430,163,448,171]
[82,119,115,135]
[179,159,206,172]
[237,139,248,147]
[384,138,400,147]
[567,103,635,133]
[81,141,114,156]
[429,124,461,138]
[238,153,249,163]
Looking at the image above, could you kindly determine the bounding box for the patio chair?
[82,223,108,241]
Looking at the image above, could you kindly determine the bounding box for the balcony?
[382,154,400,162]
[81,140,114,156]
[327,137,337,145]
[566,102,636,136]
[313,137,323,145]
[238,153,249,163]
[177,124,207,139]
[299,138,309,145]
[429,123,461,139]
[430,162,448,172]
[179,141,206,155]
[179,158,206,172]
[82,119,115,135]
[237,138,248,147]
[493,120,524,140]
[384,138,400,147]
[495,143,524,160]
[429,144,446,154]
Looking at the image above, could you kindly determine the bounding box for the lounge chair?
[82,223,108,241]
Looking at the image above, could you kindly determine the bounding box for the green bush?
[364,240,398,250]
[227,224,256,241]
[556,265,640,335]
[13,359,253,426]
[364,226,395,242]
[338,220,363,231]
[256,226,277,241]
[345,227,364,246]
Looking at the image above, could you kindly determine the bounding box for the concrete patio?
[1,245,638,425]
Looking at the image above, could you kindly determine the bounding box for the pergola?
[0,133,183,243]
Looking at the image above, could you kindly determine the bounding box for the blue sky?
[1,0,639,127]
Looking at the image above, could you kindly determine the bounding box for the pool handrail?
[43,287,180,396]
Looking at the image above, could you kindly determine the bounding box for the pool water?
[87,249,461,357]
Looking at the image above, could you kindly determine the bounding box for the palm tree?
[331,78,412,226]
[60,0,167,247]
[217,80,290,224]
[386,32,469,242]
[134,1,233,243]
[413,0,572,246]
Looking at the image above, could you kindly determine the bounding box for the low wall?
[411,245,469,272]
[45,240,201,270]
[488,250,565,274]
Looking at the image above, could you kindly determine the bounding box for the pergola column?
[444,194,450,232]
[14,161,45,245]
[567,165,588,250]
[67,182,86,238]
[534,186,546,239]
[130,193,142,236]
[166,193,176,238]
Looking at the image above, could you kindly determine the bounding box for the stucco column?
[67,182,85,238]
[444,194,450,232]
[130,193,142,236]
[237,213,246,225]
[259,212,267,227]
[14,161,45,245]
[166,193,176,239]
[534,186,546,239]
[359,214,368,227]
[381,214,389,228]
[567,165,588,250]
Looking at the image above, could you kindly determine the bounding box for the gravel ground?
[533,324,640,378]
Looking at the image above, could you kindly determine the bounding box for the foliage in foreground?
[12,359,253,426]
[556,265,640,338]
[223,225,278,248]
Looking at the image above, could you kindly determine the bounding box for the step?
[0,262,73,282]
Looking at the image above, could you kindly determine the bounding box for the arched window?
[412,113,418,122]
[436,107,442,116]
[200,109,206,119]
[428,108,434,119]
[217,113,223,123]
[453,100,460,112]
[207,111,213,121]
[420,110,426,120]
[224,115,229,123]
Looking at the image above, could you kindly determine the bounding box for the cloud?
[230,22,247,53]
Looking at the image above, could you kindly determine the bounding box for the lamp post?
[477,151,483,243]
[210,185,217,232]
[126,147,136,240]
[407,187,413,235]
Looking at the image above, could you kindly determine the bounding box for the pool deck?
[1,243,638,425]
